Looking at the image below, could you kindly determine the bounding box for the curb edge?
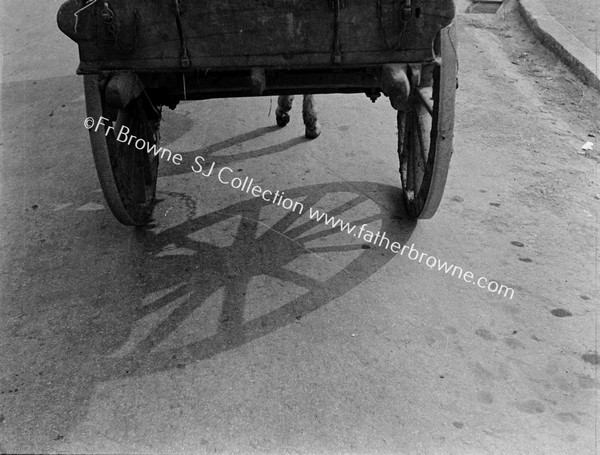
[517,0,599,89]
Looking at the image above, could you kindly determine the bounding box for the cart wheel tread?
[84,74,161,226]
[398,22,457,219]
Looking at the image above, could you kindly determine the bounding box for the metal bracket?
[100,2,114,23]
[330,0,344,64]
[402,0,412,20]
[328,0,346,8]
[173,0,190,68]
[73,0,97,33]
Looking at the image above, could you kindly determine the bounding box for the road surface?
[1,0,598,453]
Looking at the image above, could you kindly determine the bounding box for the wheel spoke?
[305,244,367,253]
[326,194,369,219]
[396,24,457,219]
[269,192,323,236]
[414,105,428,166]
[397,110,407,176]
[218,279,249,334]
[408,106,417,196]
[297,214,381,244]
[274,192,327,238]
[270,268,324,290]
[282,193,368,240]
[416,87,434,116]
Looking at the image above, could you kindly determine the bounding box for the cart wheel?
[84,74,161,226]
[398,22,457,219]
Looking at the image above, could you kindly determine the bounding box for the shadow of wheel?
[105,181,416,377]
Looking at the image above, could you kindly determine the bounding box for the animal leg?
[276,95,294,127]
[302,95,321,139]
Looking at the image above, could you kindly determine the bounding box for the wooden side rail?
[57,0,455,72]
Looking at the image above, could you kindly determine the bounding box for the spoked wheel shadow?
[98,181,417,380]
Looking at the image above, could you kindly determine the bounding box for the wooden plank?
[339,0,455,53]
[58,0,455,71]
[180,0,333,57]
[75,49,436,74]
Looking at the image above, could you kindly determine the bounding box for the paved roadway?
[1,0,599,453]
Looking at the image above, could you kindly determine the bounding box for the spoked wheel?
[84,74,161,226]
[398,22,458,219]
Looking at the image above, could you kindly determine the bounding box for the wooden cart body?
[57,0,457,225]
[58,0,454,99]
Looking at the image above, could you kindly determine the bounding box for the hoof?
[305,122,321,139]
[276,108,290,127]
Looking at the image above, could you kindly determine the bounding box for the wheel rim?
[398,23,457,219]
[84,74,161,226]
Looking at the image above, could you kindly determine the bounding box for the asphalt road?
[1,0,599,454]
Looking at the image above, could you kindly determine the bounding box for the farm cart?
[57,0,458,225]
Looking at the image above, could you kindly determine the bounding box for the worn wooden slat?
[75,50,436,74]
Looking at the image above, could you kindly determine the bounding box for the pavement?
[1,1,600,454]
[517,0,600,88]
